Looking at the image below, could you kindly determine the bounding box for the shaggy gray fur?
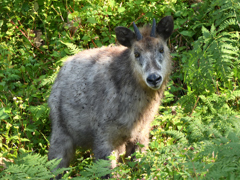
[48,16,174,174]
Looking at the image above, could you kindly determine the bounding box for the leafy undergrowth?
[0,0,240,179]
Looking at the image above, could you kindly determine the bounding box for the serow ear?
[115,27,135,47]
[156,16,174,41]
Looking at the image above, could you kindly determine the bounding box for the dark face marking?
[145,61,151,71]
[133,38,164,71]
[134,49,144,66]
[109,49,136,92]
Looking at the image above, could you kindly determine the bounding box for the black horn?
[133,22,142,41]
[150,18,156,37]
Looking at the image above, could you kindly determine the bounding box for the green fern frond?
[61,41,82,55]
[219,18,238,32]
[230,90,240,99]
[182,0,240,97]
[199,131,240,179]
[215,11,236,26]
[0,153,71,180]
[80,159,111,179]
[199,95,217,114]
[39,56,68,88]
[164,130,188,144]
[40,72,58,87]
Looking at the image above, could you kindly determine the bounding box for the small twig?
[128,13,145,28]
[69,5,74,13]
[173,19,189,33]
[91,39,98,48]
[52,5,65,22]
[185,153,198,180]
[7,14,44,54]
[190,96,200,116]
[0,98,6,107]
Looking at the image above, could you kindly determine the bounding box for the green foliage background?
[0,0,239,179]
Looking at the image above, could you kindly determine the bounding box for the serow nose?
[147,73,162,86]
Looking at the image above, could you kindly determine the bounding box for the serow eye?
[159,47,164,53]
[134,52,140,58]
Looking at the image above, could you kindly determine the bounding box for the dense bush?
[0,0,239,179]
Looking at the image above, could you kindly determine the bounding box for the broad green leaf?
[118,7,125,13]
[22,2,30,12]
[42,45,48,49]
[109,0,115,8]
[0,108,9,120]
[13,115,21,120]
[68,13,73,20]
[180,30,195,37]
[20,138,30,142]
[82,35,89,40]
[21,66,25,72]
[128,161,137,168]
[0,20,3,27]
[72,11,79,17]
[34,2,39,12]
[87,17,97,24]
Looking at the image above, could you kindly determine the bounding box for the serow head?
[115,16,174,90]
